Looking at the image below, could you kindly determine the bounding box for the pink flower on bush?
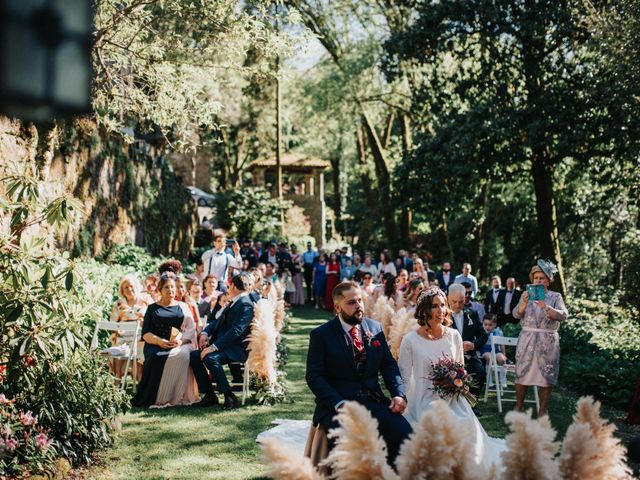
[19,411,38,427]
[5,437,18,451]
[2,424,12,437]
[34,433,51,450]
[0,393,11,404]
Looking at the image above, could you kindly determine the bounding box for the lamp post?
[0,0,93,122]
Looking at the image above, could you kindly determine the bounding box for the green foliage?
[104,243,162,276]
[215,186,291,241]
[0,159,130,471]
[93,0,297,149]
[560,299,640,408]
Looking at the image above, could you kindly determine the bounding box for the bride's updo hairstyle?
[414,287,452,329]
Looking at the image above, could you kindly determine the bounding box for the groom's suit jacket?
[306,316,405,425]
[203,294,254,362]
[451,308,488,356]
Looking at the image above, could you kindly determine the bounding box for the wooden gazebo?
[248,152,330,244]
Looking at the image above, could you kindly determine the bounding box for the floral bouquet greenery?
[428,355,477,406]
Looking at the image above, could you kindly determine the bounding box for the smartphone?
[226,238,236,247]
[526,284,545,302]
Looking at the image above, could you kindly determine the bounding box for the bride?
[398,286,506,469]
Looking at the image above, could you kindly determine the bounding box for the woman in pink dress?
[323,253,341,311]
[513,260,568,417]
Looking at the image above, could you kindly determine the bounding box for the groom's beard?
[340,307,364,325]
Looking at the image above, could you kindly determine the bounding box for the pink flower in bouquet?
[448,371,457,379]
[5,437,18,451]
[34,433,51,450]
[19,411,38,427]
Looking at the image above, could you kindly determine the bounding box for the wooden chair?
[304,423,329,476]
[483,335,539,413]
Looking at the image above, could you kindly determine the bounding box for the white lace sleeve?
[398,334,413,385]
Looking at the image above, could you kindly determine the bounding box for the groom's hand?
[389,396,406,414]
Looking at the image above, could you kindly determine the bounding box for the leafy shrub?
[559,299,640,408]
[0,394,56,478]
[215,186,291,241]
[104,243,162,275]
[0,161,129,474]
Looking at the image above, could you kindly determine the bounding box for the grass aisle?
[85,306,634,479]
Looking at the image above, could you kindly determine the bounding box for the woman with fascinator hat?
[513,259,568,416]
[398,286,506,469]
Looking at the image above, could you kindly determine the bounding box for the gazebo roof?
[249,152,330,170]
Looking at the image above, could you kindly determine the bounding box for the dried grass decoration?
[261,436,326,480]
[396,399,490,480]
[501,409,560,480]
[558,396,633,480]
[246,298,277,385]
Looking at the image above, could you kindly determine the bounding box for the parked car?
[186,186,216,207]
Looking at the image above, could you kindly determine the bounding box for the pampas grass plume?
[323,401,399,480]
[501,410,559,480]
[246,299,277,383]
[558,396,632,480]
[396,399,483,480]
[387,309,418,361]
[261,437,326,480]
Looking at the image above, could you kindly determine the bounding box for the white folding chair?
[483,335,539,413]
[90,321,141,392]
[229,362,250,405]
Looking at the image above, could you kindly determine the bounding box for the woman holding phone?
[512,259,568,416]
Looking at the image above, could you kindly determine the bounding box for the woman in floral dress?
[513,260,568,417]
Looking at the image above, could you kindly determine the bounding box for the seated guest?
[132,272,198,407]
[207,292,229,326]
[360,272,376,296]
[176,277,201,332]
[202,275,221,305]
[480,314,506,366]
[448,283,488,416]
[190,273,255,409]
[396,269,409,292]
[306,281,412,465]
[399,278,425,312]
[143,274,159,303]
[109,274,148,382]
[462,281,485,320]
[188,279,210,322]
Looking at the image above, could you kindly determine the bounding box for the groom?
[306,281,412,464]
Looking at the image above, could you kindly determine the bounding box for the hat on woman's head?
[536,259,558,281]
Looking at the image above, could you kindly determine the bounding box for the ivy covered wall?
[0,116,196,258]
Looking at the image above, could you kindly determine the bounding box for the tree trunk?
[330,153,341,228]
[399,113,413,244]
[468,180,488,277]
[437,210,455,265]
[355,125,376,248]
[361,111,398,249]
[531,155,567,296]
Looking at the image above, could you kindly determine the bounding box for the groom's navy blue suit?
[306,316,412,464]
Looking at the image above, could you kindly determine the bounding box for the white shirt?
[442,272,450,284]
[452,311,464,333]
[492,289,500,303]
[201,248,242,282]
[504,290,513,314]
[335,316,363,411]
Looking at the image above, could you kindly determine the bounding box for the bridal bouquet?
[428,355,477,406]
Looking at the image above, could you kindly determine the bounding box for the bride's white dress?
[398,327,506,469]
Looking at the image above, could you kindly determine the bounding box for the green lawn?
[82,306,636,479]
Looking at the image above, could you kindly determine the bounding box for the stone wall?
[0,116,197,258]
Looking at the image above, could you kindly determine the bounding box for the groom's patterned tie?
[350,326,364,352]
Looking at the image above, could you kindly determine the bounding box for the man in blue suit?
[191,273,254,410]
[306,281,412,465]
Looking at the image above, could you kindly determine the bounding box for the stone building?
[248,152,330,245]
